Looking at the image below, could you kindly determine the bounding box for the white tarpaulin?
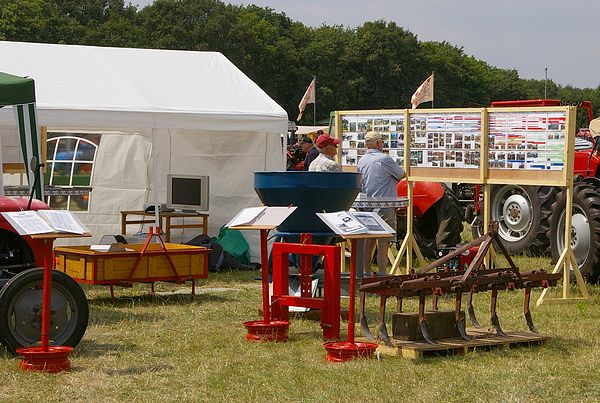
[0,41,288,257]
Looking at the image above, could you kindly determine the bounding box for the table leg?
[260,229,270,322]
[40,239,52,351]
[165,216,171,243]
[348,238,357,343]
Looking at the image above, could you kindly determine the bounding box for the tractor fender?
[580,176,600,188]
[397,180,446,217]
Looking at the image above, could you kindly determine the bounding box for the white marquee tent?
[0,41,288,255]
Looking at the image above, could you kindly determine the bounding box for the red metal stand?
[323,238,377,362]
[17,237,72,373]
[243,228,290,342]
[270,233,341,340]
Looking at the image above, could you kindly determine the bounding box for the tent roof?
[0,41,287,132]
[0,71,35,106]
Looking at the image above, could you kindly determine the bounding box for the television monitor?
[166,174,209,212]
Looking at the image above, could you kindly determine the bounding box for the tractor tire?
[549,182,600,283]
[0,268,89,355]
[470,185,556,256]
[412,184,464,258]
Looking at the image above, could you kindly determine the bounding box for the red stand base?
[323,341,378,362]
[16,346,73,373]
[243,320,290,342]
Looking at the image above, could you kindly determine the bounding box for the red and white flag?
[411,74,434,109]
[297,78,316,121]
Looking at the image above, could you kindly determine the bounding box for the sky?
[133,0,600,89]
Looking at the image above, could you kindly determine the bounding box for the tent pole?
[151,128,160,229]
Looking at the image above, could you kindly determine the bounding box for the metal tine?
[455,291,470,341]
[378,295,393,347]
[523,286,538,333]
[418,293,435,344]
[359,291,375,341]
[490,288,506,337]
[467,289,482,328]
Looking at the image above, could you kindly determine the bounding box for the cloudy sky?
[133,0,600,89]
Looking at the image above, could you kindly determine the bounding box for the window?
[45,133,101,211]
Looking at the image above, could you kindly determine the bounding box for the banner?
[297,78,316,121]
[411,74,434,109]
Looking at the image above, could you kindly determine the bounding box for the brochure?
[226,206,297,228]
[316,211,395,236]
[1,210,89,236]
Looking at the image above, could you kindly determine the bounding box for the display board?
[335,106,575,187]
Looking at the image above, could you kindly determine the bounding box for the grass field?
[0,252,599,402]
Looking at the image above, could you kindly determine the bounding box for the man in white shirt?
[308,134,342,172]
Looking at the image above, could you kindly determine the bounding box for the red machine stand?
[322,237,378,362]
[16,346,73,373]
[270,234,341,340]
[241,228,289,342]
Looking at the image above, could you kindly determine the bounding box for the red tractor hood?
[0,196,50,213]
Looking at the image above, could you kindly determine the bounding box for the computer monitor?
[166,174,209,212]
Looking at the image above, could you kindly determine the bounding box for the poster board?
[335,106,575,187]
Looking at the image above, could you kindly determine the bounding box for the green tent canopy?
[0,71,42,199]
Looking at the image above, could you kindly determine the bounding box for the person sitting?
[308,134,342,172]
[300,136,319,171]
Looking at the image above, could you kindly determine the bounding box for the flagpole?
[313,75,316,126]
[431,71,434,109]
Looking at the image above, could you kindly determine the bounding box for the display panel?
[166,174,209,212]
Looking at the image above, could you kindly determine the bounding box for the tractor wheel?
[549,182,600,283]
[471,185,556,255]
[0,268,89,355]
[412,184,464,258]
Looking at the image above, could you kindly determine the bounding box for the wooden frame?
[334,106,588,304]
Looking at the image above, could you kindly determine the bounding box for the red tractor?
[0,196,89,354]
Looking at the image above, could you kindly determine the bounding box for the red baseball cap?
[316,134,341,149]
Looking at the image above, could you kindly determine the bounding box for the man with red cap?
[308,134,342,172]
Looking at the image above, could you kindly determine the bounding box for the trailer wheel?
[0,268,89,355]
[412,184,464,258]
[549,182,600,283]
[471,185,556,255]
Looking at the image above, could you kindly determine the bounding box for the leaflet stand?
[228,206,297,342]
[17,231,91,373]
[323,233,385,362]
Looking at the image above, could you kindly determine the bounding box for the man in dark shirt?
[300,136,319,170]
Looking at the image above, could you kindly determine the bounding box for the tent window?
[45,133,100,212]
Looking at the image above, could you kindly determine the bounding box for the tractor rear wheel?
[411,184,464,258]
[549,182,600,283]
[0,268,89,355]
[471,185,556,255]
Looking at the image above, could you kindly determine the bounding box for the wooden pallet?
[357,328,549,360]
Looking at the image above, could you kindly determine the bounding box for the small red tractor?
[0,196,89,354]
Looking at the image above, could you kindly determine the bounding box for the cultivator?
[359,223,562,346]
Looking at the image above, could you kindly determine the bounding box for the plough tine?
[524,287,538,333]
[378,295,393,347]
[396,296,403,313]
[467,289,481,328]
[490,288,506,337]
[455,291,470,341]
[418,293,435,344]
[359,291,375,340]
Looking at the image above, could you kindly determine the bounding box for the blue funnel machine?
[254,171,362,234]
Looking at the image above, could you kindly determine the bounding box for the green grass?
[0,254,599,402]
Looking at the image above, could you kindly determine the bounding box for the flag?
[411,74,434,109]
[296,78,316,121]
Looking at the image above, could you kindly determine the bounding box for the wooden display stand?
[54,227,209,301]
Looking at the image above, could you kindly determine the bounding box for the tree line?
[1,0,599,126]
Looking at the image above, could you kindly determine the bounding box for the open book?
[226,206,297,228]
[316,211,395,236]
[1,210,89,236]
